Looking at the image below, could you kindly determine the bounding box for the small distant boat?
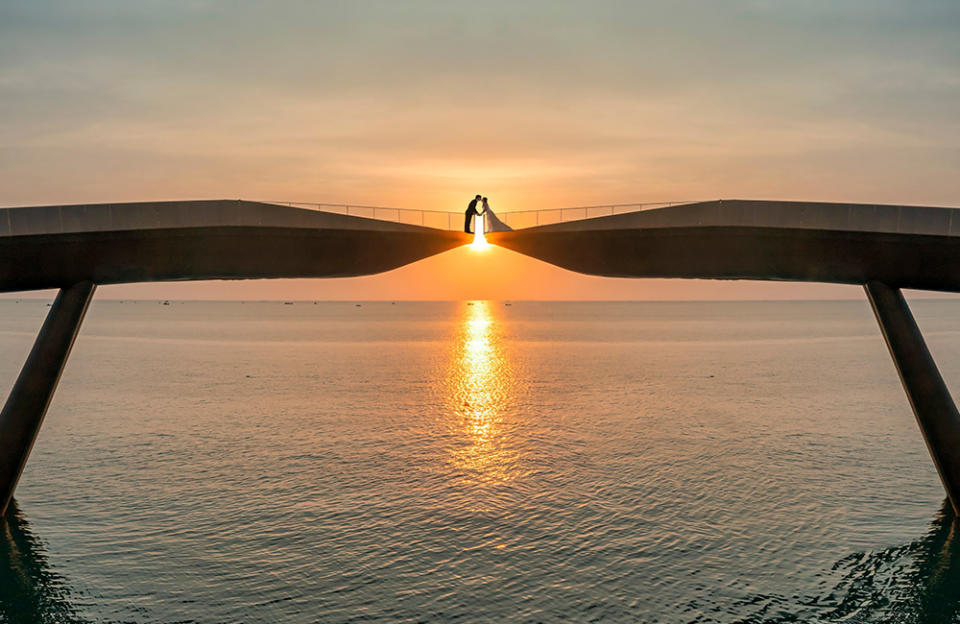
[284,302,294,305]
[355,304,362,307]
[505,303,512,306]
[162,300,170,306]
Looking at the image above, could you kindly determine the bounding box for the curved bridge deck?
[0,200,469,293]
[489,199,960,292]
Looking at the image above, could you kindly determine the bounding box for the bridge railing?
[494,201,694,230]
[261,200,697,231]
[262,201,464,230]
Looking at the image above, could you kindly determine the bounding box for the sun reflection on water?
[446,301,519,485]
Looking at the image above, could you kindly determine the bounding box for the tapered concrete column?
[865,281,960,513]
[0,282,95,515]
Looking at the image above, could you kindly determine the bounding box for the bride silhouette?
[480,197,512,233]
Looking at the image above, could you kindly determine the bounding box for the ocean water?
[1,299,960,623]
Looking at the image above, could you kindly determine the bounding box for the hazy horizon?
[2,0,958,300]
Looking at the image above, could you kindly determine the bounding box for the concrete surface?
[0,200,470,292]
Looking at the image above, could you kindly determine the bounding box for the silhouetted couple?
[465,195,512,234]
[464,195,487,234]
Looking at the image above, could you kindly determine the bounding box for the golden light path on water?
[445,300,519,487]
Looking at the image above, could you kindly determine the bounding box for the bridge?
[2,198,960,516]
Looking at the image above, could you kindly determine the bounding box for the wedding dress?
[482,203,513,233]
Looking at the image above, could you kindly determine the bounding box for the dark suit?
[464,199,481,233]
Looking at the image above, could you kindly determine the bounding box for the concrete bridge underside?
[488,199,960,291]
[3,198,960,516]
[0,200,468,292]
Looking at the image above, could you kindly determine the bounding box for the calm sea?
[1,299,959,623]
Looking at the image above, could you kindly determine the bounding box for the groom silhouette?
[465,195,483,234]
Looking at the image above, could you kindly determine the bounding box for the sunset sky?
[2,1,958,299]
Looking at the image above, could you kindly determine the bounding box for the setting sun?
[471,215,490,251]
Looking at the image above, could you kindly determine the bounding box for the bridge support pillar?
[0,281,95,516]
[865,281,960,514]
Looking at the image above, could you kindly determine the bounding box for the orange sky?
[2,1,958,300]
